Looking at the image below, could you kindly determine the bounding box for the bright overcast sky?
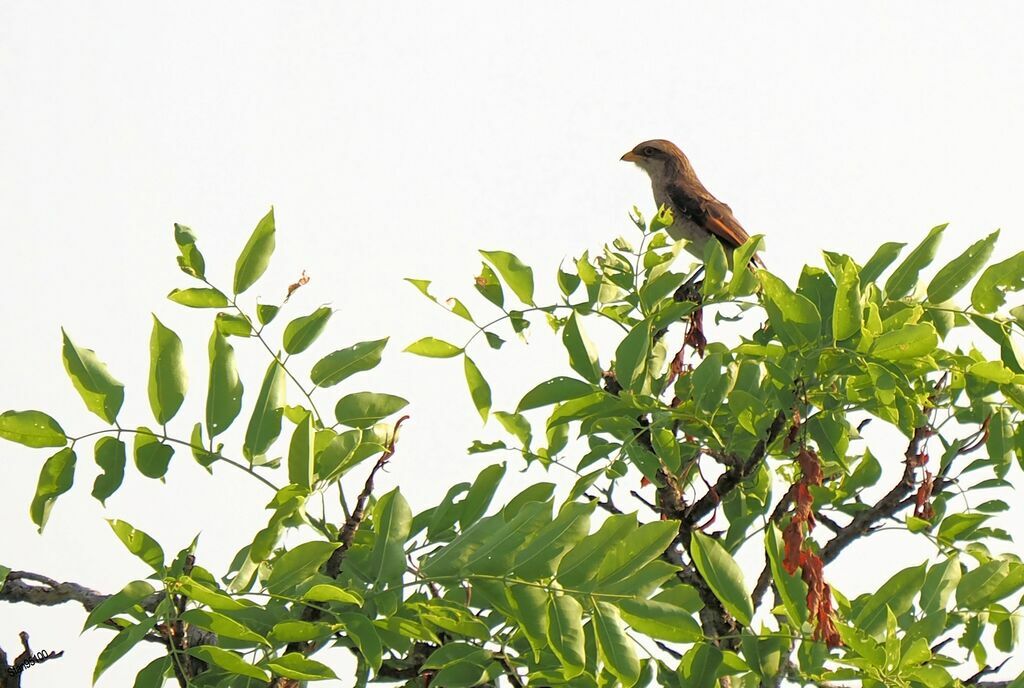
[3,2,1024,685]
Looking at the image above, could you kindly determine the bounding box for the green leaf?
[474,263,504,307]
[132,656,170,688]
[338,612,383,673]
[257,303,280,325]
[311,338,389,387]
[93,619,155,684]
[463,356,491,422]
[0,410,66,448]
[334,392,409,429]
[174,223,206,279]
[562,312,602,383]
[84,580,155,630]
[206,329,243,437]
[459,463,506,527]
[174,576,245,611]
[956,560,1011,609]
[920,555,961,613]
[283,306,333,355]
[702,239,729,297]
[558,513,637,588]
[678,642,723,688]
[133,429,174,479]
[233,207,276,294]
[367,489,412,585]
[267,541,340,594]
[215,312,253,337]
[614,319,651,391]
[264,653,336,680]
[854,562,926,636]
[885,224,946,299]
[61,330,124,423]
[596,520,680,588]
[758,271,822,346]
[618,598,702,642]
[30,447,76,531]
[869,323,938,361]
[244,360,287,461]
[860,241,906,285]
[480,249,535,305]
[514,500,595,580]
[187,646,268,681]
[690,531,754,626]
[594,601,641,687]
[301,583,364,606]
[107,519,164,571]
[92,436,126,505]
[973,251,1024,313]
[547,593,586,677]
[180,609,269,645]
[148,315,188,424]
[517,376,594,413]
[825,254,862,341]
[190,423,218,469]
[509,583,550,661]
[927,230,999,303]
[287,412,314,488]
[167,287,229,308]
[404,336,462,358]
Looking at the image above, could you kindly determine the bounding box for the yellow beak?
[620,151,639,163]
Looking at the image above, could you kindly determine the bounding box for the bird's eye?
[642,146,657,156]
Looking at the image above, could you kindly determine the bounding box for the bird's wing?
[666,182,751,249]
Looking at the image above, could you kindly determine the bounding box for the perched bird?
[622,139,761,266]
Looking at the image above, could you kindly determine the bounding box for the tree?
[2,206,1024,688]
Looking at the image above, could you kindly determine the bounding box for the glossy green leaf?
[84,580,155,630]
[826,254,862,341]
[148,316,187,424]
[92,436,126,505]
[558,513,637,588]
[562,311,602,383]
[474,263,504,307]
[257,303,280,325]
[267,541,340,594]
[264,653,336,680]
[758,271,822,346]
[957,560,1012,609]
[233,207,276,294]
[133,429,173,479]
[614,319,651,391]
[463,356,491,422]
[973,251,1024,313]
[547,593,586,677]
[283,306,333,355]
[514,500,595,580]
[765,524,808,625]
[927,230,999,303]
[173,576,245,611]
[860,241,906,284]
[517,376,594,413]
[107,519,164,571]
[244,360,286,461]
[0,410,66,448]
[404,336,462,358]
[61,330,124,423]
[181,609,268,645]
[459,462,506,527]
[368,488,412,585]
[869,323,938,361]
[206,329,243,437]
[132,656,170,688]
[310,338,388,387]
[215,312,252,337]
[594,601,640,687]
[287,412,314,488]
[187,646,268,681]
[334,392,409,429]
[174,223,205,278]
[618,598,702,642]
[30,447,76,531]
[690,531,754,626]
[920,555,961,613]
[885,224,945,299]
[854,562,926,636]
[301,583,364,606]
[596,520,680,588]
[338,612,383,672]
[678,642,723,688]
[167,287,229,308]
[509,583,549,660]
[480,249,535,306]
[93,619,155,684]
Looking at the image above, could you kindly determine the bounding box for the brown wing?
[666,182,750,249]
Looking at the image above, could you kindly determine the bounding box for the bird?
[621,139,761,266]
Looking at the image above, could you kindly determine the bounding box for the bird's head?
[620,139,687,179]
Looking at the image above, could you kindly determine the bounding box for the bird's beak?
[620,151,639,163]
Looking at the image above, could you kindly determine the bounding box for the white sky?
[2,2,1024,685]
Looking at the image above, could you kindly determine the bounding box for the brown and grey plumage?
[622,139,761,266]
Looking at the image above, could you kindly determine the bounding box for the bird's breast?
[652,184,710,258]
